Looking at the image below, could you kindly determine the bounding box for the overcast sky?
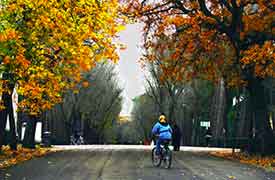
[116,23,145,116]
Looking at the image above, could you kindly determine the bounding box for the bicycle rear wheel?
[152,147,162,167]
[162,148,172,169]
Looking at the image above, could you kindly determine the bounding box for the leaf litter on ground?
[210,151,275,171]
[0,145,57,169]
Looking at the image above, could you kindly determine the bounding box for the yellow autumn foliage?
[0,0,126,115]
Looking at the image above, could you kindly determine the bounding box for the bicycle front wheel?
[152,147,162,167]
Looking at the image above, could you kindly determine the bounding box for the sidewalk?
[53,145,240,153]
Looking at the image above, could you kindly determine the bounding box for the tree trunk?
[7,90,17,150]
[17,112,23,143]
[0,92,9,150]
[212,79,227,141]
[159,87,164,113]
[247,77,275,154]
[168,96,176,124]
[209,84,219,145]
[0,74,15,150]
[23,116,37,149]
[238,89,249,137]
[191,113,200,146]
[223,87,231,139]
[183,118,193,145]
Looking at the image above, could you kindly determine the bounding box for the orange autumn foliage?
[124,0,274,87]
[0,145,56,169]
[211,151,275,170]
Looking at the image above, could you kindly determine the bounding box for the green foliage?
[112,121,141,144]
[131,94,157,141]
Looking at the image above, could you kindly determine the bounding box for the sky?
[116,23,145,116]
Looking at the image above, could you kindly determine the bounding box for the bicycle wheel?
[162,148,172,169]
[152,147,162,167]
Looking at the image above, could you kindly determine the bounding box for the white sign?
[200,121,210,127]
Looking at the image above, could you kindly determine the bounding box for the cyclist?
[152,113,173,155]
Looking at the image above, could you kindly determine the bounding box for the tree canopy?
[0,0,126,115]
[124,0,274,87]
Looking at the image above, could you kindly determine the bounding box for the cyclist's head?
[159,115,166,123]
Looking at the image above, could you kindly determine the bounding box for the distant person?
[151,113,173,155]
[172,123,182,151]
[205,128,212,147]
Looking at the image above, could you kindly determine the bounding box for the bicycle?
[70,135,84,145]
[151,139,172,169]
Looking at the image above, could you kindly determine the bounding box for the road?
[0,146,274,180]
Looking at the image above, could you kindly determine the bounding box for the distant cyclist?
[152,113,173,155]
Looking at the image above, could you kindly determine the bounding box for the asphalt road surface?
[0,148,274,180]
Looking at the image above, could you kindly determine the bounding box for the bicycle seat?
[162,140,171,146]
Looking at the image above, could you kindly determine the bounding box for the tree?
[80,63,123,143]
[143,35,188,122]
[112,120,141,144]
[0,0,125,149]
[134,56,215,145]
[43,62,123,144]
[141,32,215,145]
[125,0,275,153]
[131,94,156,143]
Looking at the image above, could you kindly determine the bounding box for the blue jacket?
[152,122,172,140]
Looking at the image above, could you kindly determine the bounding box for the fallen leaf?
[228,175,236,179]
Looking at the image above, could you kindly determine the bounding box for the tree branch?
[140,1,172,15]
[219,0,233,12]
[198,0,231,36]
[143,6,175,16]
[231,0,238,8]
[198,0,221,23]
[173,0,193,14]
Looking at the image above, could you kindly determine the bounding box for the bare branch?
[140,1,172,15]
[143,6,175,16]
[173,0,193,14]
[219,0,233,12]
